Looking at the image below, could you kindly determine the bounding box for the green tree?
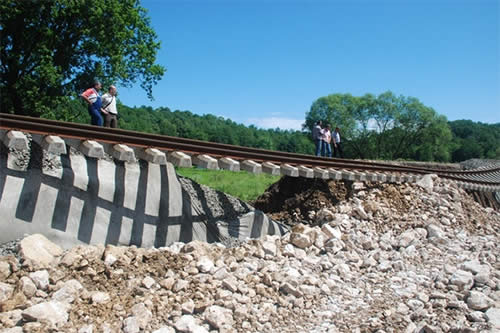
[1,0,164,118]
[449,120,500,161]
[305,91,454,161]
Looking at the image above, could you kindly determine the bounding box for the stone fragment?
[19,234,63,269]
[1,327,23,333]
[353,205,369,220]
[416,174,435,193]
[0,260,11,280]
[22,301,70,327]
[19,276,37,298]
[474,271,490,286]
[182,299,195,314]
[449,270,474,291]
[175,315,208,333]
[280,282,302,298]
[159,277,175,290]
[77,324,94,333]
[222,277,238,293]
[52,279,83,303]
[324,238,344,254]
[122,316,140,333]
[131,303,152,329]
[0,282,14,302]
[196,256,214,273]
[460,259,486,275]
[316,208,335,224]
[261,240,277,256]
[204,305,233,329]
[91,291,111,304]
[290,232,312,249]
[29,270,50,290]
[152,327,176,333]
[467,311,486,322]
[398,230,416,248]
[173,279,189,292]
[142,276,156,289]
[467,291,492,311]
[321,224,341,240]
[426,224,445,239]
[485,308,500,328]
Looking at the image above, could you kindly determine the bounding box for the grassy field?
[175,167,280,202]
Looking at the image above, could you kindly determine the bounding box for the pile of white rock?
[0,175,499,332]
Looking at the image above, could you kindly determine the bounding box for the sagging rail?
[1,113,499,192]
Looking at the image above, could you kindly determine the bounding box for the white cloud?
[245,117,304,131]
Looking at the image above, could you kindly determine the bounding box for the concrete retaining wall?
[0,141,287,249]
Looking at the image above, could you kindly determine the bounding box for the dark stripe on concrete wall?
[154,164,170,248]
[250,211,265,238]
[105,161,126,245]
[78,158,99,244]
[179,187,194,243]
[0,144,8,202]
[51,149,75,231]
[130,160,149,247]
[15,143,43,222]
[267,219,276,235]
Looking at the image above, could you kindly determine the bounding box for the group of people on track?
[80,80,119,128]
[312,120,343,158]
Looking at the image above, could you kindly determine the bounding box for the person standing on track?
[80,80,103,126]
[312,120,323,156]
[333,126,344,158]
[321,124,332,157]
[101,85,119,128]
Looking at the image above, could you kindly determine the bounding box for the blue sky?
[119,0,499,130]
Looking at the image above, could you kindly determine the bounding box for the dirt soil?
[253,176,353,226]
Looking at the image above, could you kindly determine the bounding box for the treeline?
[54,97,499,163]
[449,120,500,161]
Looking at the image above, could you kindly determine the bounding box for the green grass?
[175,167,281,202]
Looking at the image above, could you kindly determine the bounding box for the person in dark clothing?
[312,120,323,156]
[333,127,344,158]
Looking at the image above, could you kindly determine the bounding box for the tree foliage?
[304,91,454,161]
[449,120,500,161]
[0,0,164,117]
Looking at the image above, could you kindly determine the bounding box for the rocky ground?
[1,174,500,332]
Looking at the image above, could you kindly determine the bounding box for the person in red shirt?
[80,81,103,126]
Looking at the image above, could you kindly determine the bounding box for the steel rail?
[0,116,422,172]
[1,114,499,186]
[2,113,497,176]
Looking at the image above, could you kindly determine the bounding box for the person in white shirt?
[321,125,332,157]
[101,85,119,128]
[333,127,344,158]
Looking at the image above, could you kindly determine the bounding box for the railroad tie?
[262,161,280,176]
[167,151,192,168]
[298,166,314,178]
[218,157,240,172]
[280,164,299,177]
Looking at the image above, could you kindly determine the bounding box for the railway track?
[1,113,499,192]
